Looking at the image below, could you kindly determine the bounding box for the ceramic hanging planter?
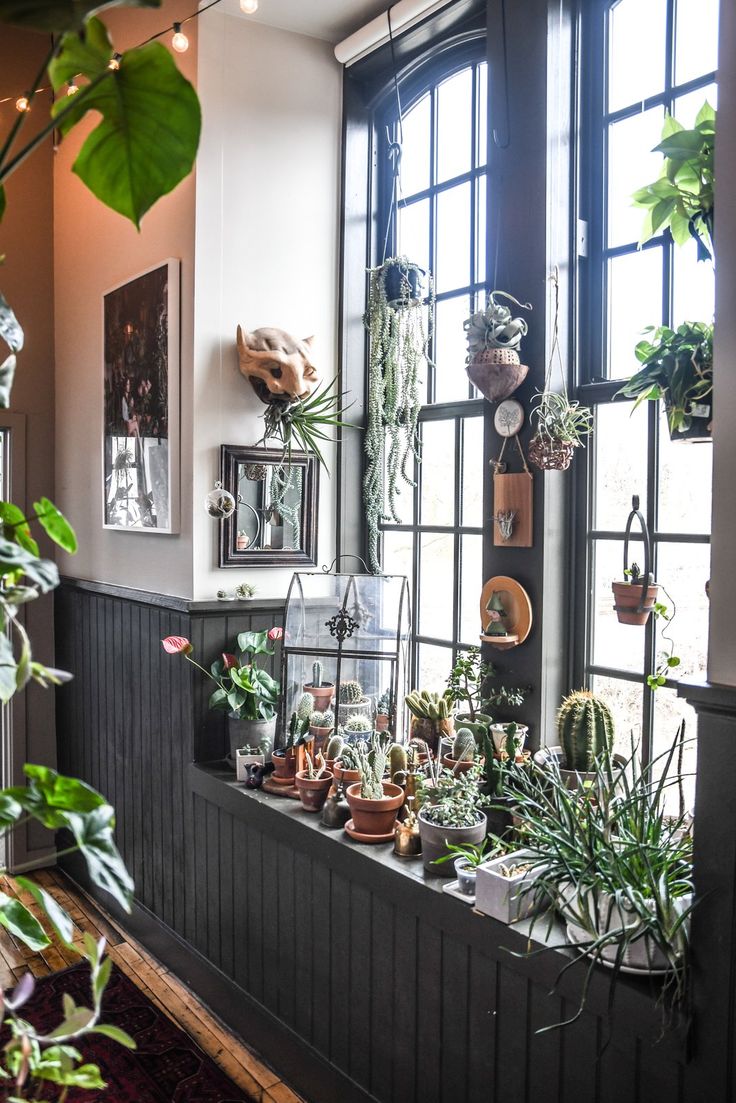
[464,290,532,402]
[380,259,428,308]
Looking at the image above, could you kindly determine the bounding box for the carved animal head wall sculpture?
[236,325,320,403]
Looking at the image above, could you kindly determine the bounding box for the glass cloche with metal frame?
[279,557,411,744]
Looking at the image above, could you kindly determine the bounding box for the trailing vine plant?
[363,258,435,573]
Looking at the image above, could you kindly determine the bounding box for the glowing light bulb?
[240,0,259,12]
[171,23,189,52]
[15,96,30,113]
[108,53,121,71]
[67,79,79,96]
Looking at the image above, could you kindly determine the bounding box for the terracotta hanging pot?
[466,348,529,403]
[612,580,660,626]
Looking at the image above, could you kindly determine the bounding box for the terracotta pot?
[272,748,296,780]
[295,770,333,813]
[303,683,334,710]
[333,761,361,787]
[376,713,390,733]
[441,754,475,775]
[309,726,332,753]
[409,715,454,754]
[611,580,660,626]
[345,782,404,836]
[466,348,528,402]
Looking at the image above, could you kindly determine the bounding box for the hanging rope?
[380,5,405,264]
[492,0,511,148]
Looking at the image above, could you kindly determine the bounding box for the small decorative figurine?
[236,325,320,402]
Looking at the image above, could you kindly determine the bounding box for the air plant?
[259,378,352,471]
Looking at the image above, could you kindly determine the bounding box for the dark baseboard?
[60,857,375,1103]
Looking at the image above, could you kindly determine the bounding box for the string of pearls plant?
[363,258,435,574]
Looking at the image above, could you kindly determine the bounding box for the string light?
[15,97,30,113]
[171,22,189,52]
[108,53,121,71]
[240,0,259,12]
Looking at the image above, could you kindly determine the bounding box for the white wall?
[193,12,342,600]
[54,0,197,598]
[707,0,736,685]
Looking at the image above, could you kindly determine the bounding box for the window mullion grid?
[410,429,422,690]
[451,417,463,666]
[427,88,438,406]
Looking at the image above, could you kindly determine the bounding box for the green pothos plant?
[363,257,434,574]
[0,1,201,1095]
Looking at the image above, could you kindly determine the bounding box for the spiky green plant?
[389,743,408,781]
[312,660,324,687]
[355,734,389,800]
[557,690,615,773]
[452,728,476,761]
[297,692,314,723]
[325,734,344,761]
[310,709,334,729]
[260,378,352,471]
[339,680,364,704]
[343,714,372,733]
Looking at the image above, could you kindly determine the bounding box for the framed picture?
[102,259,180,533]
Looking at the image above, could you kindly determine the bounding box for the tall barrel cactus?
[312,660,324,687]
[557,690,614,772]
[453,728,476,762]
[339,679,364,704]
[297,692,314,722]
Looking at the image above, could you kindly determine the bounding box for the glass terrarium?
[280,561,411,745]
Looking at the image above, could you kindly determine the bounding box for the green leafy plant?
[530,391,593,447]
[430,834,508,869]
[616,321,713,436]
[419,766,484,828]
[445,646,529,723]
[162,630,281,721]
[632,101,715,261]
[259,378,351,471]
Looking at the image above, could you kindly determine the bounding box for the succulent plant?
[310,709,334,729]
[297,692,314,722]
[452,728,476,762]
[337,743,362,770]
[405,689,452,720]
[339,680,364,704]
[377,689,392,716]
[557,690,615,773]
[284,711,310,750]
[389,742,408,781]
[312,660,324,688]
[344,714,373,733]
[355,733,389,800]
[325,733,344,761]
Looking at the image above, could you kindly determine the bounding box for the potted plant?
[632,100,715,263]
[272,712,312,780]
[309,707,334,748]
[441,727,477,775]
[337,679,372,726]
[341,713,373,738]
[417,766,487,876]
[528,391,593,471]
[475,849,547,923]
[295,750,333,813]
[489,720,529,757]
[162,628,281,763]
[376,688,392,732]
[333,742,363,788]
[405,689,455,753]
[323,733,344,770]
[431,836,506,896]
[303,660,334,710]
[345,735,404,840]
[463,289,532,402]
[445,646,529,741]
[616,322,713,442]
[534,690,621,791]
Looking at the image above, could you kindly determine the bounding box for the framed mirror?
[219,445,319,567]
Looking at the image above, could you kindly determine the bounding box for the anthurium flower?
[222,652,238,669]
[161,636,193,655]
[267,626,284,641]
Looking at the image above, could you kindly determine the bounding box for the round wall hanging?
[479,575,533,649]
[493,399,525,438]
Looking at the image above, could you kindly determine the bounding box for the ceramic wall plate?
[494,399,525,437]
[479,576,533,649]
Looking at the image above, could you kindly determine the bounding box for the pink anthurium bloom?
[222,652,238,669]
[267,626,284,641]
[161,636,193,655]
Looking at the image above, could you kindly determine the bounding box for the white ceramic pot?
[490,723,529,756]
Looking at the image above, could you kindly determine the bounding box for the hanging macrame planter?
[528,267,592,471]
[464,290,532,402]
[363,257,435,574]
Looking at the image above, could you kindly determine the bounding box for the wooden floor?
[0,868,304,1103]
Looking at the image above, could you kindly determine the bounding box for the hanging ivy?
[363,257,435,574]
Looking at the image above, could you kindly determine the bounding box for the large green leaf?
[0,502,39,555]
[8,764,106,829]
[0,632,18,703]
[0,889,49,951]
[15,876,75,946]
[0,536,59,591]
[65,803,134,911]
[33,497,78,554]
[51,21,201,228]
[0,792,22,829]
[0,0,159,33]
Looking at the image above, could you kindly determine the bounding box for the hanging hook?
[492,0,511,149]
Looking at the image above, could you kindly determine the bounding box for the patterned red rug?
[8,962,258,1102]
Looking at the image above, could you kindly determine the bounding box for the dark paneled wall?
[53,578,702,1103]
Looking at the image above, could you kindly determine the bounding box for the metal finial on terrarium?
[205,480,236,519]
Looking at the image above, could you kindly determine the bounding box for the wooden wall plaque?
[493,472,533,547]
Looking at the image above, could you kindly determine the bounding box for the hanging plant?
[464,290,532,402]
[528,268,592,471]
[363,256,435,573]
[258,378,349,471]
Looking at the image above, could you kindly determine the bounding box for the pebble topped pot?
[417,809,488,876]
[345,782,404,837]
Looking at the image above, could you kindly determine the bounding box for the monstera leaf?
[0,0,159,33]
[50,18,201,227]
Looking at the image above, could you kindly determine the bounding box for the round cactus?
[297,692,314,723]
[389,743,408,780]
[339,680,364,704]
[310,709,334,729]
[557,690,615,772]
[452,727,476,762]
[344,714,372,733]
[325,734,344,761]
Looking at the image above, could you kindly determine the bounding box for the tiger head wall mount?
[236,325,320,404]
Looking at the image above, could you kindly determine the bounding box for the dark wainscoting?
[55,579,705,1103]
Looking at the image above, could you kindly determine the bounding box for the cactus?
[355,733,388,800]
[325,734,344,761]
[389,743,407,781]
[310,709,334,729]
[405,689,452,720]
[339,679,364,704]
[344,714,372,733]
[557,690,615,772]
[297,692,314,722]
[453,727,476,762]
[312,660,323,687]
[377,689,392,716]
[284,711,310,749]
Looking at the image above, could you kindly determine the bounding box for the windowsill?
[190,761,688,1057]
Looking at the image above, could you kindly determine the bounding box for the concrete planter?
[417,809,487,876]
[227,714,276,762]
[475,849,545,924]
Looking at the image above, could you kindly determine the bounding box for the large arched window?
[374,45,488,689]
[576,0,718,785]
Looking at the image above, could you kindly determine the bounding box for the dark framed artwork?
[102,259,180,533]
[219,445,319,567]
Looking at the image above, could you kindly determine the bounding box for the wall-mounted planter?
[475,849,545,924]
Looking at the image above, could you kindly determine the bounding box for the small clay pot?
[611,580,660,626]
[333,761,361,787]
[376,713,390,733]
[345,782,404,836]
[303,683,334,710]
[441,754,475,775]
[295,769,333,813]
[272,748,296,780]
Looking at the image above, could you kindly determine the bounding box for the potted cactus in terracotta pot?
[303,661,334,710]
[272,711,313,781]
[345,735,404,841]
[441,727,477,775]
[308,707,334,751]
[405,689,455,754]
[295,751,333,813]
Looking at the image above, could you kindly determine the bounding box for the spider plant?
[530,391,593,447]
[260,378,353,471]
